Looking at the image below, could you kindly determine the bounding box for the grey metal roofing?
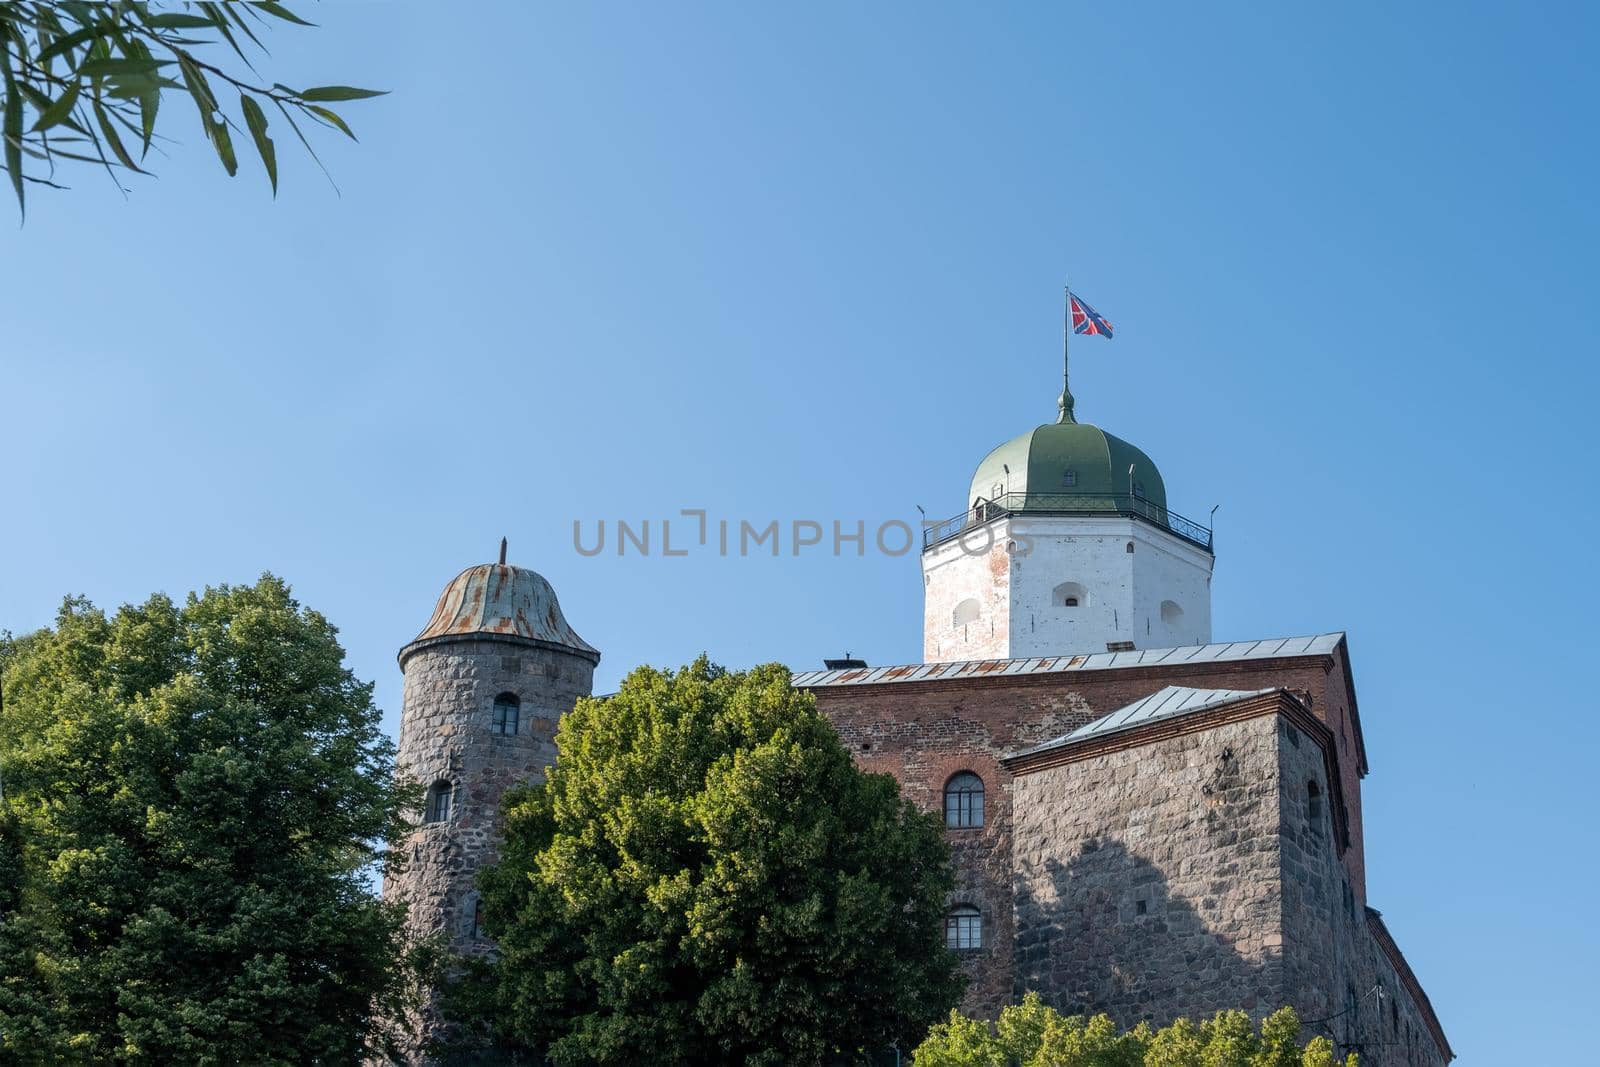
[791,633,1344,689]
[1008,685,1276,760]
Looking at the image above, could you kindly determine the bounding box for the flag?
[1069,292,1113,338]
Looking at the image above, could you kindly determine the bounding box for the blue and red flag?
[1069,292,1113,338]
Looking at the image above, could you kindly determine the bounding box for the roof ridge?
[791,633,1346,688]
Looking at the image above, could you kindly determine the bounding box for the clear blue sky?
[4,3,1596,1060]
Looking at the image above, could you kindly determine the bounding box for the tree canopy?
[0,2,383,218]
[447,658,963,1066]
[911,995,1358,1067]
[0,577,417,1064]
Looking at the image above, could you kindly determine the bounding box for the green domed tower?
[921,350,1214,662]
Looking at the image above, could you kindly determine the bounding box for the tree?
[0,577,418,1064]
[0,3,384,218]
[449,658,963,1066]
[912,996,1358,1067]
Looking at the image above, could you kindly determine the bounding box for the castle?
[383,378,1452,1065]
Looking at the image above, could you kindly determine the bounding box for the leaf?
[209,116,238,177]
[138,89,160,158]
[91,98,142,172]
[144,14,218,29]
[306,105,356,141]
[176,54,218,140]
[252,2,316,26]
[80,58,172,78]
[240,94,276,195]
[196,3,253,65]
[32,82,83,132]
[35,26,107,65]
[2,62,24,216]
[296,86,388,102]
[273,99,337,193]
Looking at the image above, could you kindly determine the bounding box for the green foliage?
[913,997,1357,1067]
[0,3,385,218]
[0,577,419,1064]
[448,658,963,1066]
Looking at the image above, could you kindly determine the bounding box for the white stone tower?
[384,543,599,970]
[922,380,1214,662]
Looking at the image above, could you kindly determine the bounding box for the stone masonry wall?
[1011,715,1287,1023]
[1277,718,1447,1066]
[809,647,1367,1020]
[384,636,595,957]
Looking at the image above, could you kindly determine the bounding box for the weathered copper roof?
[407,563,598,658]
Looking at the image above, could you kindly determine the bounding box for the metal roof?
[791,633,1344,689]
[1007,685,1276,760]
[969,420,1170,520]
[405,563,598,659]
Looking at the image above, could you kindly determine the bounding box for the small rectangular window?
[492,695,520,736]
[1062,469,1077,487]
[945,907,982,951]
[425,782,452,824]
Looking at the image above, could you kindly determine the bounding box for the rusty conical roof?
[407,563,598,659]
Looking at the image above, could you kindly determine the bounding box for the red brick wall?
[808,647,1367,1017]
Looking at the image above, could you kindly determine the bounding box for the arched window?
[492,692,520,736]
[944,772,984,829]
[1160,599,1184,624]
[1052,581,1088,608]
[952,599,980,628]
[1125,541,1135,553]
[1307,780,1323,827]
[424,780,453,824]
[945,905,982,951]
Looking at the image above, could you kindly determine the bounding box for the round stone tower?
[384,545,599,963]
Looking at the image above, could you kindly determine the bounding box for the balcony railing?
[921,492,1213,552]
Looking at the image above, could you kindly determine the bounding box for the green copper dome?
[968,420,1167,514]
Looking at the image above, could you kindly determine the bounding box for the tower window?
[424,780,453,824]
[1052,581,1088,608]
[944,772,984,829]
[1125,541,1135,553]
[492,692,520,736]
[945,905,982,951]
[471,897,485,939]
[1062,468,1077,487]
[1308,780,1323,827]
[953,599,980,628]
[1160,599,1184,624]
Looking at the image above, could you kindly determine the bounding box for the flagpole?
[1060,283,1075,424]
